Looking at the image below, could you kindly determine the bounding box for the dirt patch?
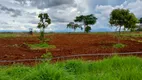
[0,33,142,65]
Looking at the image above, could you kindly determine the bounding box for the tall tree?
[37,13,51,42]
[74,14,97,33]
[139,18,142,24]
[109,8,138,33]
[67,22,82,32]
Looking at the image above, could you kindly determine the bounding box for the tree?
[74,14,97,33]
[139,18,142,24]
[109,8,138,33]
[67,22,82,32]
[37,13,51,42]
[137,18,142,31]
[85,26,91,33]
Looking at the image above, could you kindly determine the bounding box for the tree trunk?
[84,25,87,32]
[40,28,45,43]
[119,26,122,34]
[74,29,76,32]
[42,28,45,42]
[117,26,122,44]
[115,27,118,32]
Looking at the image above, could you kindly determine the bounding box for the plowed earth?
[0,33,142,65]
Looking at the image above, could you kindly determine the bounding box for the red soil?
[0,33,142,65]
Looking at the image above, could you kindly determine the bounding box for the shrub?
[41,52,53,61]
[113,43,126,49]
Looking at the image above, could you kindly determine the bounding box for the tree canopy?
[74,14,97,32]
[85,26,91,33]
[124,13,138,31]
[109,8,138,32]
[67,22,82,32]
[139,18,142,24]
[37,13,51,29]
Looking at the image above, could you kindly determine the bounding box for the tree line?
[37,8,142,42]
[67,8,141,33]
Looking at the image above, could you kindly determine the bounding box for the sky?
[0,0,142,32]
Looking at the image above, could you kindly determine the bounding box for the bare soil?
[0,33,142,65]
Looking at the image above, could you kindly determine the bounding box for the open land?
[0,32,142,65]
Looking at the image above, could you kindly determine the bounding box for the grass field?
[0,33,17,38]
[0,32,142,38]
[0,56,142,80]
[27,43,56,50]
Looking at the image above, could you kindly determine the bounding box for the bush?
[41,52,53,62]
[85,26,91,33]
[24,63,74,80]
[113,43,126,49]
[1,56,142,80]
[28,43,56,50]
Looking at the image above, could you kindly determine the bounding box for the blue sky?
[0,0,142,32]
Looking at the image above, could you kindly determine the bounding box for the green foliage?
[113,43,126,49]
[74,14,97,32]
[1,56,142,80]
[67,22,82,32]
[0,34,17,38]
[37,13,51,43]
[41,52,53,60]
[62,60,88,74]
[85,26,91,33]
[124,13,138,32]
[119,32,142,38]
[139,18,142,23]
[23,64,74,80]
[74,14,97,25]
[28,43,56,50]
[0,65,30,80]
[109,8,138,33]
[137,28,142,31]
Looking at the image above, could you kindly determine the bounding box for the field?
[1,56,142,80]
[0,32,142,65]
[1,32,142,79]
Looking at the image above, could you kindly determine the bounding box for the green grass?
[1,56,142,80]
[119,32,142,38]
[28,43,56,50]
[113,43,126,49]
[0,34,17,38]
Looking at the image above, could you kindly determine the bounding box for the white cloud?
[0,0,142,32]
[91,0,142,31]
[126,0,142,18]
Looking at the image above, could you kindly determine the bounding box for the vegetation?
[41,52,53,60]
[85,26,91,33]
[67,22,82,32]
[0,33,17,38]
[37,13,51,43]
[137,18,142,31]
[109,8,138,33]
[119,32,142,38]
[139,18,142,23]
[1,56,142,80]
[113,43,126,49]
[1,7,142,80]
[28,43,56,50]
[137,28,142,31]
[74,14,97,33]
